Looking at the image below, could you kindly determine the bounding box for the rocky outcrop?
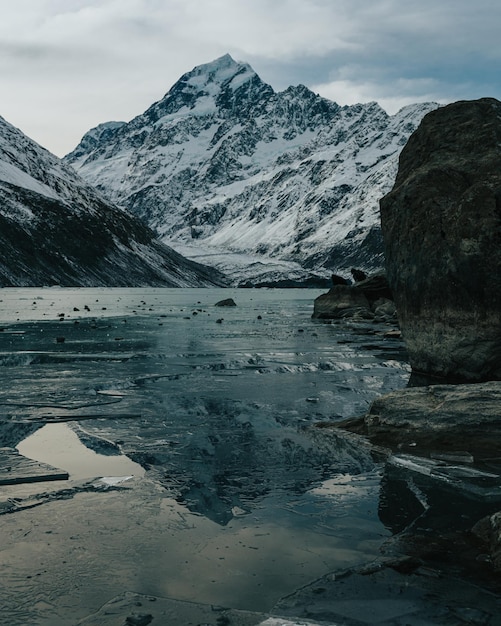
[312,272,396,322]
[337,381,501,459]
[380,98,501,382]
[312,284,371,320]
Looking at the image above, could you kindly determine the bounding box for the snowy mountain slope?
[65,54,438,283]
[0,115,227,287]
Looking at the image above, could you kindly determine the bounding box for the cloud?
[0,0,500,155]
[310,77,446,114]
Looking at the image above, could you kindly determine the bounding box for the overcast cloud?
[1,0,500,156]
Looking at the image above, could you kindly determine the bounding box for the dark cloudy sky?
[2,0,500,156]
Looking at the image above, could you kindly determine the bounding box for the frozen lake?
[0,287,432,624]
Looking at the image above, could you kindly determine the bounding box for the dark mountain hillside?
[0,115,227,287]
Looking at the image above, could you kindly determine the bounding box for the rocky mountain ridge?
[65,54,439,284]
[0,115,226,287]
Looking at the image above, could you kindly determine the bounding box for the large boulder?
[380,98,501,382]
[337,381,501,459]
[312,284,372,320]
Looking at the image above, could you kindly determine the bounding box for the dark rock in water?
[215,298,237,307]
[312,272,395,321]
[312,284,372,320]
[125,614,153,626]
[338,380,501,459]
[380,98,501,382]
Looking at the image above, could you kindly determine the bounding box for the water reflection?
[17,423,145,480]
[0,289,410,523]
[0,288,414,623]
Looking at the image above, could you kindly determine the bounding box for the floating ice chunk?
[388,453,501,499]
[99,475,134,486]
[389,454,436,476]
[390,454,499,480]
[259,619,324,626]
[430,451,474,464]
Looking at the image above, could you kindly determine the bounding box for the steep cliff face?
[0,115,227,287]
[65,54,438,283]
[380,98,501,382]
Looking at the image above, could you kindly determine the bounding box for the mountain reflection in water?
[0,287,414,624]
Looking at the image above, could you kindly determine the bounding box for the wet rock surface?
[473,511,501,572]
[380,97,501,382]
[335,379,501,612]
[312,273,396,323]
[273,559,501,625]
[338,380,501,458]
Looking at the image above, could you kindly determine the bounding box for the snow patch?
[0,159,61,201]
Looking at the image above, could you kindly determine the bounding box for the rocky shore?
[313,98,501,616]
[311,271,397,324]
[338,380,501,459]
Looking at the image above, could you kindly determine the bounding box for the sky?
[1,0,500,157]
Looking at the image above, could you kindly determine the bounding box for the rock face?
[380,98,501,382]
[65,54,438,284]
[0,115,227,287]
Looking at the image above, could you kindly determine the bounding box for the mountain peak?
[194,53,240,73]
[64,55,439,283]
[142,54,269,123]
[181,53,258,93]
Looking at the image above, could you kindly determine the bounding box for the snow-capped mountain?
[65,54,438,284]
[0,115,226,287]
